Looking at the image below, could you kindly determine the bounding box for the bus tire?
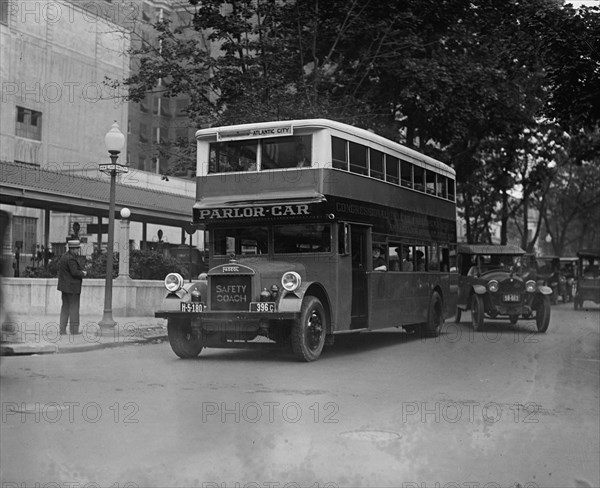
[471,294,485,331]
[291,296,326,362]
[536,296,551,333]
[167,318,203,359]
[424,291,444,337]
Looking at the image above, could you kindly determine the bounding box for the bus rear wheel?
[291,296,327,362]
[167,318,203,359]
[423,291,444,337]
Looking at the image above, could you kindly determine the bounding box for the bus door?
[350,224,369,329]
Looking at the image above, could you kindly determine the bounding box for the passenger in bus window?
[415,250,425,271]
[295,144,311,168]
[372,246,387,271]
[398,247,413,271]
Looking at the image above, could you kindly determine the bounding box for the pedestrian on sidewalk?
[57,240,87,335]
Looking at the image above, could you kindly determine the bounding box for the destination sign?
[217,125,293,141]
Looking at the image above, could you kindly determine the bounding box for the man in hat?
[57,240,87,335]
[372,245,387,271]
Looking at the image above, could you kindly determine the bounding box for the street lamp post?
[99,122,126,328]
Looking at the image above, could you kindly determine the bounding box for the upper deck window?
[262,136,312,169]
[349,141,368,175]
[448,178,456,202]
[413,165,425,192]
[400,160,412,188]
[210,140,257,173]
[425,170,436,195]
[208,135,312,173]
[369,149,384,180]
[332,136,348,170]
[386,155,399,184]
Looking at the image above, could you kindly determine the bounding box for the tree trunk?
[522,191,529,251]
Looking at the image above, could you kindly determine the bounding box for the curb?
[0,334,167,356]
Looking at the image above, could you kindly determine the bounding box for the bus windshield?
[213,224,331,256]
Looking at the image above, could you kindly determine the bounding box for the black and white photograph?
[1,1,599,487]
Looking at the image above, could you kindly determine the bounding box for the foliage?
[129,250,188,280]
[107,0,600,244]
[24,250,188,281]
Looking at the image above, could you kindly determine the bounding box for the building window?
[13,216,37,259]
[16,107,42,140]
[1,0,9,24]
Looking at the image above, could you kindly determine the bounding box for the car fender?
[472,285,487,295]
[538,285,553,295]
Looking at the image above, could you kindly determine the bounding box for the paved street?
[1,304,598,488]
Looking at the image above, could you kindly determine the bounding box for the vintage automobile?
[455,244,552,332]
[573,249,600,309]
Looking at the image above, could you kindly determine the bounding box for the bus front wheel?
[423,291,444,337]
[167,318,203,359]
[291,296,327,362]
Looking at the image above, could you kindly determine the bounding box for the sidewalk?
[0,313,167,355]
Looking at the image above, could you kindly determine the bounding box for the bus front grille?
[209,275,253,311]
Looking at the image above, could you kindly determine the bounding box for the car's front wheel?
[471,294,485,331]
[167,318,203,358]
[536,296,551,333]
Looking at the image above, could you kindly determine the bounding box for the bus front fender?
[277,282,313,313]
[277,281,329,313]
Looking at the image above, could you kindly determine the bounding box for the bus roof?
[195,119,455,177]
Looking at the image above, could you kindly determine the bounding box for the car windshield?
[473,254,519,274]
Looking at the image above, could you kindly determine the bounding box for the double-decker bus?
[155,119,458,361]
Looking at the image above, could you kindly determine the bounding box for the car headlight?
[526,280,537,293]
[281,271,301,292]
[165,273,184,293]
[488,280,499,293]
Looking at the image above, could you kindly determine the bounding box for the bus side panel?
[367,272,459,329]
[439,272,459,319]
[367,272,429,329]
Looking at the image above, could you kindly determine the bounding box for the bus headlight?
[526,280,537,293]
[488,280,499,293]
[281,271,301,292]
[165,273,184,293]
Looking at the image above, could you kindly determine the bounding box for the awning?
[193,190,326,210]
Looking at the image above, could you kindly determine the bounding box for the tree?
[109,0,600,246]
